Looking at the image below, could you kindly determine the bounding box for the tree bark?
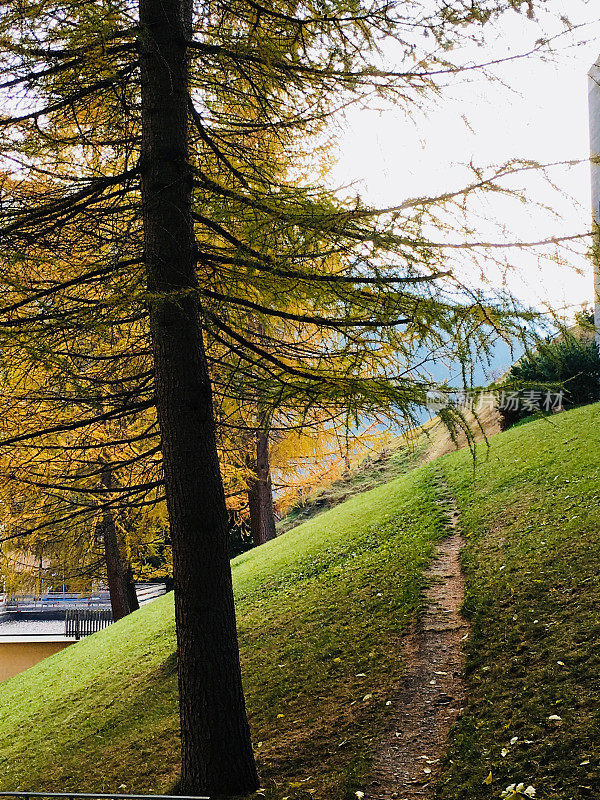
[247,428,277,547]
[125,561,140,613]
[99,463,131,622]
[138,0,259,793]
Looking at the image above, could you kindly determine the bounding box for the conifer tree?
[0,0,557,792]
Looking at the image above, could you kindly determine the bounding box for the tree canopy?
[0,0,568,792]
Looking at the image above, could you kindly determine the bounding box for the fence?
[0,584,166,615]
[136,583,167,605]
[1,593,111,612]
[65,609,113,640]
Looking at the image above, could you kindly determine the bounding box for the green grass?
[3,403,600,799]
[277,442,422,533]
[0,465,445,799]
[435,403,600,800]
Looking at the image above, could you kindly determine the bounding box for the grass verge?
[436,403,600,800]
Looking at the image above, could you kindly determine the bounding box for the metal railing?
[0,584,168,638]
[1,593,111,612]
[136,584,167,605]
[0,584,167,615]
[65,609,113,640]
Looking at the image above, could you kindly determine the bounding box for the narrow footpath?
[366,480,470,799]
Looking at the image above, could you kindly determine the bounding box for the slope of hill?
[436,402,600,799]
[279,404,502,533]
[0,466,447,799]
[0,403,598,800]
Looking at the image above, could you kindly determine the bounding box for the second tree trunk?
[247,428,276,547]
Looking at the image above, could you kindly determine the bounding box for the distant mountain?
[412,335,524,425]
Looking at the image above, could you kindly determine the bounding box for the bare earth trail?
[366,481,470,800]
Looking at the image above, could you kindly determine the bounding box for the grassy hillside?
[277,442,422,533]
[279,404,500,534]
[1,402,598,800]
[0,466,445,799]
[436,403,600,799]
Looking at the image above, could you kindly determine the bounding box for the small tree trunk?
[247,428,277,547]
[139,0,259,793]
[99,463,131,622]
[124,562,140,612]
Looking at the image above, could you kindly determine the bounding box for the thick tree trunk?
[247,428,277,547]
[138,0,259,794]
[99,463,131,622]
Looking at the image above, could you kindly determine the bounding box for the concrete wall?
[0,638,73,682]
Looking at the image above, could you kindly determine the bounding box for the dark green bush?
[497,333,600,429]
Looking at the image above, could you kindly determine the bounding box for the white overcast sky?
[331,0,600,318]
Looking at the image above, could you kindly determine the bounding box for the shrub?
[497,333,600,429]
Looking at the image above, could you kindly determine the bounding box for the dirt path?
[365,483,470,800]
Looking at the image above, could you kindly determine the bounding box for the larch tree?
[0,294,160,616]
[0,0,567,793]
